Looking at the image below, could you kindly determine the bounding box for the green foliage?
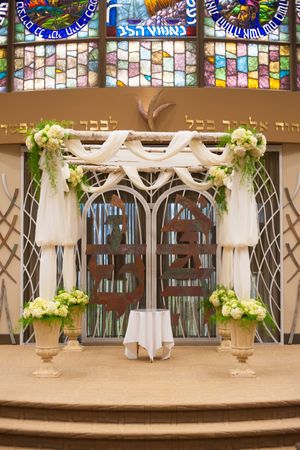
[215,185,228,214]
[234,152,257,186]
[19,314,64,328]
[28,140,42,195]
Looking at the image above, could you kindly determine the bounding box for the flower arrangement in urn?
[209,287,273,376]
[21,297,69,378]
[55,289,89,352]
[209,286,237,352]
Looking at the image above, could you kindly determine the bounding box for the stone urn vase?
[63,306,84,352]
[230,319,257,378]
[33,319,62,378]
[217,321,231,352]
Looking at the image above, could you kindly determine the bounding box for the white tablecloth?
[123,309,174,361]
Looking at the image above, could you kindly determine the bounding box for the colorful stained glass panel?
[0,47,7,92]
[297,48,300,90]
[0,13,8,45]
[14,42,99,91]
[106,0,196,38]
[204,42,290,90]
[297,14,300,43]
[106,40,197,87]
[15,11,99,43]
[204,8,289,42]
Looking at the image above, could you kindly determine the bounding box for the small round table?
[123,309,174,362]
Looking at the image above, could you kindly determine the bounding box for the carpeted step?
[0,416,300,449]
[1,400,300,424]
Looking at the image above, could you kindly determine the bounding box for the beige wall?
[0,145,21,336]
[282,144,300,336]
[0,87,300,144]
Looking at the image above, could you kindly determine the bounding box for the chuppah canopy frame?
[35,129,259,305]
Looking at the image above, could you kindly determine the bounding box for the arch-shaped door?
[81,186,151,341]
[152,187,219,339]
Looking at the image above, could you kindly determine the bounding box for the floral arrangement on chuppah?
[25,121,69,189]
[25,120,89,203]
[210,127,267,212]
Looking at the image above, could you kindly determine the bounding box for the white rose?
[32,308,43,318]
[257,134,267,146]
[249,136,257,147]
[34,130,46,147]
[222,304,231,317]
[208,167,218,178]
[46,138,60,152]
[231,128,247,142]
[25,135,35,151]
[211,297,221,308]
[256,307,266,321]
[48,124,65,140]
[23,308,31,319]
[250,146,265,158]
[231,307,243,320]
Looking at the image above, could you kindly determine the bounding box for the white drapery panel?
[39,246,57,300]
[35,131,259,302]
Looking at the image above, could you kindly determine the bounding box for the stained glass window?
[106,0,196,38]
[203,3,291,90]
[204,9,289,42]
[106,40,196,87]
[0,2,8,92]
[0,13,8,45]
[14,42,98,91]
[205,42,290,90]
[297,15,300,43]
[0,47,7,92]
[15,12,100,43]
[12,3,100,91]
[0,3,298,91]
[297,48,300,90]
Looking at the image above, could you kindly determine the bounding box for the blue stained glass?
[14,69,24,79]
[215,55,226,68]
[280,70,289,77]
[237,56,248,73]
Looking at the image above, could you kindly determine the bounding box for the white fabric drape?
[175,168,213,191]
[219,247,234,288]
[190,141,233,166]
[39,246,57,300]
[233,247,252,299]
[63,246,76,291]
[65,131,130,164]
[35,130,259,302]
[122,167,172,191]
